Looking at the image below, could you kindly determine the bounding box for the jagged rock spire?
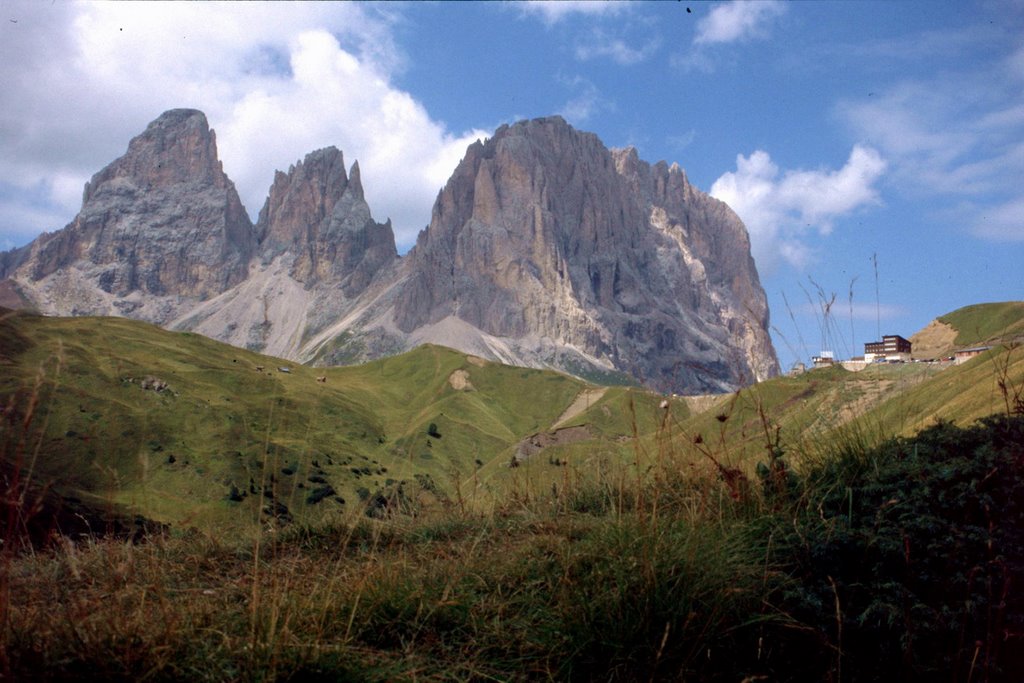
[255,147,396,291]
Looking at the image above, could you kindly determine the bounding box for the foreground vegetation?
[3,407,1022,681]
[3,303,1024,679]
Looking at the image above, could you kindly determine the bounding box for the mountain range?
[0,109,779,393]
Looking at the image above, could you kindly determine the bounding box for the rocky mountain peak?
[611,145,641,172]
[83,109,225,202]
[2,109,778,394]
[255,147,396,290]
[387,115,778,393]
[257,146,350,257]
[8,109,255,320]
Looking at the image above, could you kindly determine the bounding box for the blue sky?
[1,0,1022,370]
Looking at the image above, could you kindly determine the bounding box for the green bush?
[764,415,1024,681]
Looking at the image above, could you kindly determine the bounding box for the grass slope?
[3,304,1024,680]
[673,344,1024,473]
[0,311,590,535]
[4,301,1023,539]
[938,300,1024,347]
[5,415,1021,681]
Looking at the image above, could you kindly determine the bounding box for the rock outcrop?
[1,110,778,393]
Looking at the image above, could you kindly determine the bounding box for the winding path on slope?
[552,387,608,429]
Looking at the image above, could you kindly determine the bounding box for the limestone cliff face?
[612,147,779,386]
[9,109,255,322]
[255,147,396,296]
[375,117,778,393]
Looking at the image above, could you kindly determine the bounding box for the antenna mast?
[872,253,881,341]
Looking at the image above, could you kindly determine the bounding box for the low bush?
[761,415,1024,681]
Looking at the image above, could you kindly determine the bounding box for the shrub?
[764,415,1024,681]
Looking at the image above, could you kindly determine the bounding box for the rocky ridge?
[255,147,396,294]
[1,110,779,393]
[174,145,398,357]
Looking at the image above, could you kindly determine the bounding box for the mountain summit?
[255,147,396,293]
[339,116,778,392]
[1,110,778,393]
[1,109,255,322]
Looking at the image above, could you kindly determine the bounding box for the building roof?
[955,346,991,354]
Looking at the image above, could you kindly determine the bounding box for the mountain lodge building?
[864,335,912,362]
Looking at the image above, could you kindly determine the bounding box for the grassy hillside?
[671,345,1024,476]
[910,301,1024,360]
[675,302,1024,469]
[672,363,929,464]
[0,310,605,536]
[4,304,1023,539]
[938,300,1024,347]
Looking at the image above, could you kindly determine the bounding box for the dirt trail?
[681,393,729,416]
[504,388,608,465]
[553,387,607,428]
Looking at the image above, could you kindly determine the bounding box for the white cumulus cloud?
[214,30,488,247]
[518,1,627,26]
[694,0,786,45]
[674,1,786,72]
[711,146,887,271]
